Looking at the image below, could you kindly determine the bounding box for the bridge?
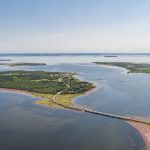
[52,92,149,124]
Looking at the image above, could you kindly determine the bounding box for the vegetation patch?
[8,62,47,67]
[34,93,81,109]
[0,70,94,109]
[55,94,81,106]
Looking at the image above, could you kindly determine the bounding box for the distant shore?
[94,62,150,73]
[0,59,11,61]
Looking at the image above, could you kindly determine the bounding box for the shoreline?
[0,87,96,109]
[71,86,97,109]
[93,63,129,72]
[0,88,40,98]
[94,62,150,73]
[84,86,98,96]
[0,88,72,110]
[127,121,150,150]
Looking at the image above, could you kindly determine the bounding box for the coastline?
[93,63,129,72]
[0,88,67,109]
[127,121,150,150]
[0,88,40,98]
[84,86,98,96]
[71,86,97,109]
[0,87,96,110]
[94,62,150,73]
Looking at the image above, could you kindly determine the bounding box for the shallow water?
[0,92,145,150]
[0,55,150,150]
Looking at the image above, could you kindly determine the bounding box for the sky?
[0,0,150,53]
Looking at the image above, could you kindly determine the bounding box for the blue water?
[0,55,150,150]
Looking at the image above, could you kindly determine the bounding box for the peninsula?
[0,70,95,109]
[94,62,150,73]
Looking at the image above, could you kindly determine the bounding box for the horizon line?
[1,52,150,54]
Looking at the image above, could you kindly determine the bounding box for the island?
[8,62,47,67]
[0,59,11,61]
[104,55,118,57]
[0,70,95,109]
[0,62,47,67]
[94,62,150,73]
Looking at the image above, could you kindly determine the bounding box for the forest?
[0,71,94,94]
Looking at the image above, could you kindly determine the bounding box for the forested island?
[8,62,47,67]
[0,71,95,108]
[0,62,47,67]
[94,62,150,73]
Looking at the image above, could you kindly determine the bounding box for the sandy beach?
[84,86,98,96]
[127,121,150,150]
[0,88,39,98]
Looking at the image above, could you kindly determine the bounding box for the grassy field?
[56,94,81,106]
[33,93,61,108]
[94,62,150,73]
[34,93,81,109]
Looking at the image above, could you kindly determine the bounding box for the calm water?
[0,54,150,150]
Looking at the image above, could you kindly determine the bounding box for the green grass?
[27,92,61,108]
[33,93,82,109]
[56,94,82,106]
[34,97,61,109]
[145,122,150,126]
